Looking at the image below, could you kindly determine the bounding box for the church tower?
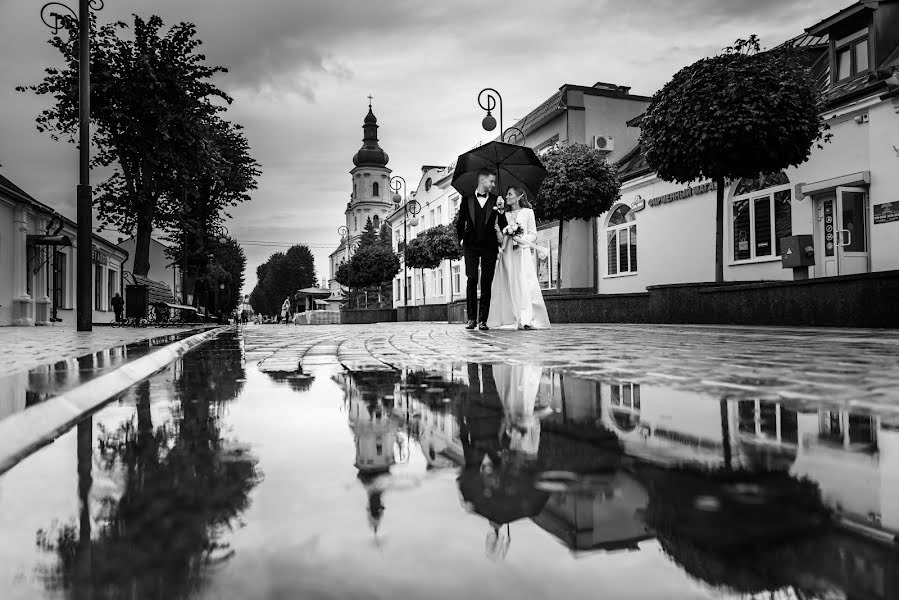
[329,98,395,292]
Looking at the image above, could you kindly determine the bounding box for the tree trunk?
[448,259,454,304]
[556,221,564,292]
[715,177,725,283]
[420,268,426,305]
[132,207,154,277]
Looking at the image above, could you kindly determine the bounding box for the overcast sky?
[0,0,848,294]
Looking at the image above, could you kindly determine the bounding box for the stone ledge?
[0,326,226,476]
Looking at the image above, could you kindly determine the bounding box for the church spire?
[353,97,389,168]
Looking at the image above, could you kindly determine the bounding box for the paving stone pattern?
[243,322,899,412]
[0,326,194,378]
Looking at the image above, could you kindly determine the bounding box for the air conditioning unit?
[594,135,615,152]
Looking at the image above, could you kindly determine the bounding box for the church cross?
[367,94,373,108]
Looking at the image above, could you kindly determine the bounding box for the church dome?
[353,104,389,168]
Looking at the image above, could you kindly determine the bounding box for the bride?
[486,186,551,330]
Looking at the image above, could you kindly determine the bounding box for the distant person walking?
[111,292,124,322]
[280,297,292,325]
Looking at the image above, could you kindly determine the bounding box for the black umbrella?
[452,141,548,199]
[457,461,549,525]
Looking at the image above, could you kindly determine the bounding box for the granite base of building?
[440,270,899,328]
[341,309,397,324]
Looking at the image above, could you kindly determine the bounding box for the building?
[602,1,899,293]
[328,100,396,300]
[0,173,128,327]
[116,235,182,303]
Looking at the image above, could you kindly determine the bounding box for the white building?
[0,173,128,327]
[328,101,396,299]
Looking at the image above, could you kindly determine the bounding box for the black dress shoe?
[465,320,477,329]
[478,322,489,331]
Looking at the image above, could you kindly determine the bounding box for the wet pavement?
[1,327,898,599]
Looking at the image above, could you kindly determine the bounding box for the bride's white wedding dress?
[486,207,551,330]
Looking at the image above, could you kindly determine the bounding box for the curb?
[0,326,228,477]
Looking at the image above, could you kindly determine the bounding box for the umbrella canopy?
[457,462,549,525]
[452,141,547,198]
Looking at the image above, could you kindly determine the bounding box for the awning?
[26,234,72,247]
[314,299,329,306]
[153,301,199,313]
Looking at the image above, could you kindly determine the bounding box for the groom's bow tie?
[476,192,488,198]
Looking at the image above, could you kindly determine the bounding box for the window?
[606,205,637,276]
[436,206,443,225]
[429,209,435,227]
[54,251,67,309]
[610,382,640,431]
[354,215,358,231]
[94,264,103,310]
[425,178,432,191]
[373,182,379,196]
[437,268,444,296]
[107,268,117,307]
[406,276,412,299]
[26,245,35,296]
[833,29,869,82]
[731,172,791,262]
[452,265,461,294]
[372,215,379,229]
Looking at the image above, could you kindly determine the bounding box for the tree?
[335,246,400,309]
[378,222,393,249]
[534,143,621,291]
[18,15,258,276]
[201,237,245,317]
[359,217,379,248]
[249,245,316,315]
[405,237,440,305]
[639,35,829,282]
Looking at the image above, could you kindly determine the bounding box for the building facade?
[328,102,396,299]
[0,174,128,327]
[601,1,899,293]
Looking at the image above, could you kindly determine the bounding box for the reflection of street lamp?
[39,0,105,331]
[391,176,421,308]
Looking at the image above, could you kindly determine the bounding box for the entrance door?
[814,187,869,277]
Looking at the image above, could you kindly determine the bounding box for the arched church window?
[373,182,379,196]
[606,204,636,275]
[731,171,791,262]
[372,215,379,228]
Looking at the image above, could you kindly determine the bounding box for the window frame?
[729,182,793,264]
[604,204,638,277]
[832,29,870,83]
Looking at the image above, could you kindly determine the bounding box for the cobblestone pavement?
[243,322,899,412]
[0,325,195,378]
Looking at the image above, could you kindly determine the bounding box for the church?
[327,99,395,302]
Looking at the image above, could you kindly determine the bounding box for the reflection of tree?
[36,333,261,599]
[264,370,315,393]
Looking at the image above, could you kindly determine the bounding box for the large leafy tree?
[335,245,400,309]
[199,237,245,317]
[248,245,316,315]
[534,143,621,291]
[639,35,829,282]
[18,15,256,276]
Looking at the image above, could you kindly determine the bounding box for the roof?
[0,173,56,214]
[616,144,653,182]
[805,0,883,36]
[296,287,331,297]
[493,90,565,142]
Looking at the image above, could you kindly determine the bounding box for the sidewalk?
[0,325,195,378]
[242,322,899,410]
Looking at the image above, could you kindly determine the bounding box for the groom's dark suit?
[456,192,508,324]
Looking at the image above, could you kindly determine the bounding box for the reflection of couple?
[456,169,551,331]
[457,363,549,560]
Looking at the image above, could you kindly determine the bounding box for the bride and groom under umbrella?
[452,141,551,331]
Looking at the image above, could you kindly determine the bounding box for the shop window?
[833,29,869,83]
[107,268,117,307]
[606,205,637,276]
[94,264,103,310]
[732,173,791,262]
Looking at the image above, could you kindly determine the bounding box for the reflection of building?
[344,373,401,474]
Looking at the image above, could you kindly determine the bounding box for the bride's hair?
[507,185,531,208]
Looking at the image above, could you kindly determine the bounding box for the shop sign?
[647,180,717,207]
[630,196,646,212]
[873,201,899,224]
[91,249,106,263]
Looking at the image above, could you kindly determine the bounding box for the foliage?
[534,143,621,222]
[346,245,401,289]
[424,224,462,262]
[358,217,379,248]
[405,237,440,270]
[248,245,316,315]
[378,222,393,248]
[18,15,259,276]
[639,35,828,185]
[201,237,245,314]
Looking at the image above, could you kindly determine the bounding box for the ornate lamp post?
[478,89,527,146]
[40,0,104,331]
[390,176,420,308]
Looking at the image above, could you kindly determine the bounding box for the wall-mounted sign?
[874,201,899,224]
[648,180,718,207]
[630,196,646,212]
[91,249,107,263]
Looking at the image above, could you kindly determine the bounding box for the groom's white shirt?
[475,192,489,209]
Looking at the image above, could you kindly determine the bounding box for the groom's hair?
[477,168,496,179]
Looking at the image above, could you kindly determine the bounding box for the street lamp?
[40,0,104,331]
[502,126,527,146]
[391,176,420,308]
[478,88,503,137]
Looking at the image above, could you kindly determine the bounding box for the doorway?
[814,187,869,277]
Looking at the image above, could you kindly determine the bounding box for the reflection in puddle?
[1,332,898,599]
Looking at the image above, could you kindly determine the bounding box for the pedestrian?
[280,297,291,325]
[111,292,124,322]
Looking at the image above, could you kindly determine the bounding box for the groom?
[456,168,507,330]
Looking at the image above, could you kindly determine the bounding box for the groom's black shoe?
[465,320,477,329]
[478,322,489,331]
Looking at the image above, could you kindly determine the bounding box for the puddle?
[0,331,897,599]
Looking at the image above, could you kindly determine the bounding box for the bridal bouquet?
[502,223,524,238]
